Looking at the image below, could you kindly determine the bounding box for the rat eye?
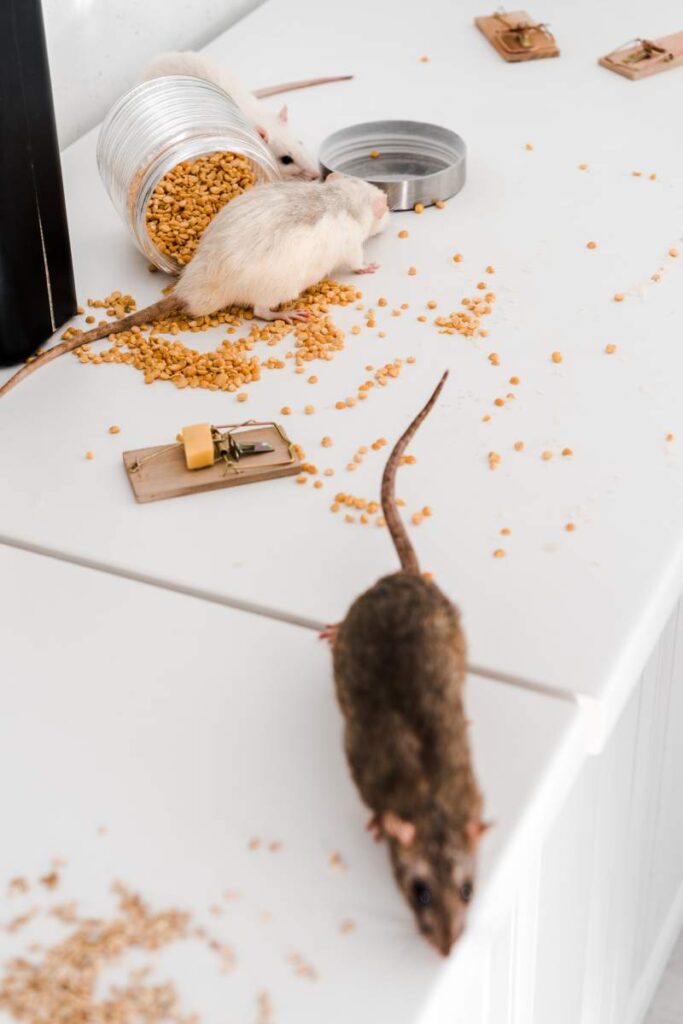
[280,155,294,165]
[460,881,474,903]
[412,880,432,907]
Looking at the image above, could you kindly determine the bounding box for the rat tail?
[381,370,449,575]
[0,296,184,398]
[253,75,353,98]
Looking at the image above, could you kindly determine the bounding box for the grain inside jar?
[145,151,256,266]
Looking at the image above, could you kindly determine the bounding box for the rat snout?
[301,168,321,181]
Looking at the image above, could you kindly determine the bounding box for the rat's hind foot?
[366,815,383,842]
[319,623,339,647]
[353,263,380,275]
[254,305,311,324]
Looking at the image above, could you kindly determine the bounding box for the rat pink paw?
[254,305,310,323]
[288,308,311,322]
[319,623,339,647]
[354,263,380,275]
[366,815,383,842]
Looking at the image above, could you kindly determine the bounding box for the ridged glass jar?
[97,76,280,274]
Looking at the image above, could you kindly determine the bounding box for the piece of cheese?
[181,423,214,470]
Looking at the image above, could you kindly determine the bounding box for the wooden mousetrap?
[475,10,559,61]
[599,32,683,80]
[123,421,301,504]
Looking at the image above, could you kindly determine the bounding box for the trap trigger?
[228,437,275,460]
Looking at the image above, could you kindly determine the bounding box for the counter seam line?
[0,535,580,707]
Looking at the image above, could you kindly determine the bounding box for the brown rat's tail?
[253,75,353,98]
[0,296,185,398]
[381,370,449,574]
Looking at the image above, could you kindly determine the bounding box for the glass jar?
[97,75,280,274]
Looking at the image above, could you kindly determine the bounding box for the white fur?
[142,52,319,180]
[175,176,390,316]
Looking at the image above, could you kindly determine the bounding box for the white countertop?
[2,0,682,736]
[0,544,583,1024]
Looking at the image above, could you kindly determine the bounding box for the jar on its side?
[97,76,280,274]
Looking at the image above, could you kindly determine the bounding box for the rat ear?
[278,104,288,123]
[256,124,269,143]
[382,811,416,847]
[465,819,493,850]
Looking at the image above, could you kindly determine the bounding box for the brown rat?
[326,371,487,956]
[0,174,388,398]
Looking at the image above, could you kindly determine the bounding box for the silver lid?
[319,120,466,211]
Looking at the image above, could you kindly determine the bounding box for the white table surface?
[0,544,582,1023]
[2,0,682,728]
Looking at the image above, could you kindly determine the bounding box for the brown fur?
[331,372,485,956]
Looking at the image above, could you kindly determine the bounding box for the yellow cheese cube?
[181,423,214,470]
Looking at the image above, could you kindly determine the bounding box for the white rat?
[0,174,390,396]
[143,51,349,181]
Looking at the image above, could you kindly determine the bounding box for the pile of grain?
[0,883,197,1024]
[146,151,256,267]
[70,279,358,393]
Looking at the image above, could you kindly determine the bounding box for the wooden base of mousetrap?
[475,11,559,61]
[123,423,301,503]
[599,32,683,80]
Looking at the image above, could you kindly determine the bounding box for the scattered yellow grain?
[85,451,94,460]
[586,241,598,250]
[236,392,248,402]
[304,405,315,415]
[108,425,121,435]
[614,293,625,302]
[605,344,617,354]
[513,440,524,451]
[565,522,576,532]
[561,447,573,457]
[493,548,506,558]
[414,203,425,213]
[408,267,417,276]
[541,450,553,461]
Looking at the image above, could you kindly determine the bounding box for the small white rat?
[143,51,349,181]
[0,174,389,396]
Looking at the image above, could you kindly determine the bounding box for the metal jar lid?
[319,120,466,211]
